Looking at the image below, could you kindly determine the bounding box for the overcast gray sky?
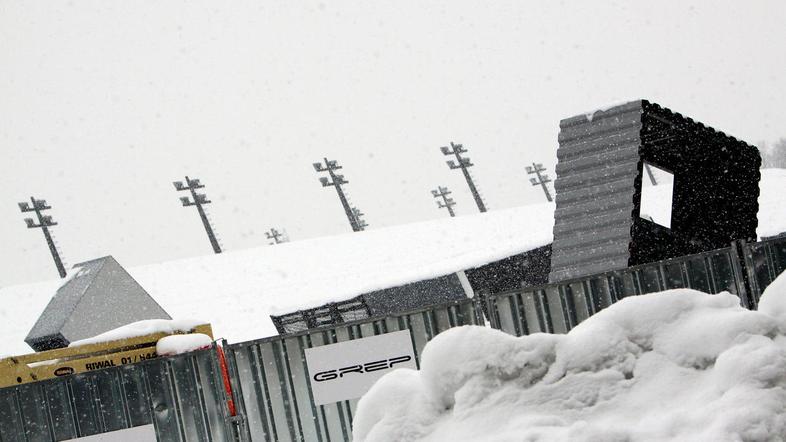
[1,0,784,287]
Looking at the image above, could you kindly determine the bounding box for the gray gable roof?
[25,256,171,351]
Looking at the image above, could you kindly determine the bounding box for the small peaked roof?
[25,256,171,351]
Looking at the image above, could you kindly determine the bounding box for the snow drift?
[69,318,206,347]
[353,274,786,442]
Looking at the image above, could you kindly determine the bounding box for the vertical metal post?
[351,207,368,231]
[526,162,553,202]
[314,158,362,232]
[431,186,456,217]
[173,176,222,254]
[19,196,67,278]
[441,142,487,213]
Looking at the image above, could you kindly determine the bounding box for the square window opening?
[640,162,674,228]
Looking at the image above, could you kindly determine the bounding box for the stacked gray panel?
[549,101,644,282]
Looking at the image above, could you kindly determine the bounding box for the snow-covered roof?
[0,202,555,355]
[1,168,785,356]
[25,256,171,350]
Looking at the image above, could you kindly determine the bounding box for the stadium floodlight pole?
[19,197,67,278]
[526,162,553,202]
[313,158,361,232]
[440,142,487,213]
[266,228,287,245]
[173,176,222,254]
[431,186,456,217]
[351,207,368,231]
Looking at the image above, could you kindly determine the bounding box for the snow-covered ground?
[1,169,785,357]
[354,273,786,442]
[69,318,207,347]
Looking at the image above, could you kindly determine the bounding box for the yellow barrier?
[0,324,213,388]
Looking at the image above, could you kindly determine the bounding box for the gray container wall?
[0,346,235,442]
[2,237,783,442]
[741,237,786,309]
[488,236,786,337]
[225,299,484,442]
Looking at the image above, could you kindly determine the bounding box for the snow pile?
[354,280,786,441]
[156,333,213,356]
[69,319,206,347]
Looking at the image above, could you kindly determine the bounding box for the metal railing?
[740,237,786,309]
[271,297,372,335]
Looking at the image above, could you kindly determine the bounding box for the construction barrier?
[484,237,786,336]
[223,299,484,442]
[0,343,237,442]
[1,236,784,441]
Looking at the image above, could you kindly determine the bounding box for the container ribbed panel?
[548,101,644,282]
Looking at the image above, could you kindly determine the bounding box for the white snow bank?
[354,288,786,442]
[156,333,213,356]
[69,319,206,347]
[759,269,786,322]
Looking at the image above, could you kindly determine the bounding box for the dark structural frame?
[550,100,761,282]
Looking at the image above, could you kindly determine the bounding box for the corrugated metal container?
[549,100,760,282]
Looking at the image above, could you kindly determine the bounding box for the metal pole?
[31,197,67,278]
[527,163,553,202]
[314,158,363,232]
[325,159,360,232]
[40,223,66,278]
[174,176,222,254]
[535,170,553,203]
[441,142,487,213]
[351,207,368,231]
[444,200,456,217]
[460,167,486,212]
[19,196,67,278]
[432,186,457,217]
[186,176,222,254]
